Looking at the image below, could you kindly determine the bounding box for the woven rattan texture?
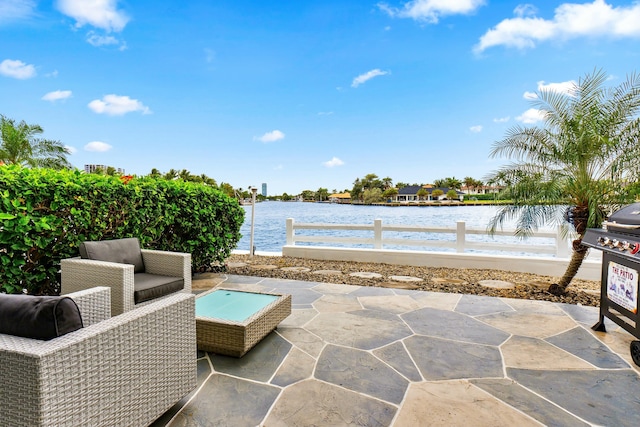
[61,250,191,316]
[196,290,291,357]
[0,291,196,427]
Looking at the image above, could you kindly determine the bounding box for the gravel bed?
[224,254,601,307]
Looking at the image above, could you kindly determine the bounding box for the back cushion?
[80,237,145,273]
[0,294,84,340]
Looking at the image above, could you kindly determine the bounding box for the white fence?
[282,218,601,280]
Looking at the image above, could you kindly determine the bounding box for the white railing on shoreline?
[285,218,572,258]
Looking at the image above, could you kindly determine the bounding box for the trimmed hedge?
[0,166,244,295]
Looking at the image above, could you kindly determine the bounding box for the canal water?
[237,202,557,255]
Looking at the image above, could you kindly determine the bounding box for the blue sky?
[2,0,639,195]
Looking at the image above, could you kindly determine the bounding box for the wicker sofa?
[0,287,196,427]
[61,238,192,316]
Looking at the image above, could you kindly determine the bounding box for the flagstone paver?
[546,326,630,369]
[170,374,280,427]
[394,381,541,427]
[405,335,504,380]
[312,269,343,275]
[508,368,640,427]
[471,378,590,427]
[402,307,510,346]
[389,275,423,282]
[349,271,383,279]
[478,311,578,338]
[501,335,594,370]
[373,341,423,382]
[478,279,515,289]
[306,312,413,350]
[359,294,421,314]
[156,274,640,427]
[264,380,397,427]
[315,345,409,404]
[454,294,515,316]
[272,347,316,387]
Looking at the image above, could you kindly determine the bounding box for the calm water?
[237,202,557,255]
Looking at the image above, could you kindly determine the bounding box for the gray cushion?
[0,294,83,340]
[134,273,184,304]
[80,238,145,274]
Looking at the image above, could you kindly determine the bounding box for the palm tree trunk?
[548,239,589,295]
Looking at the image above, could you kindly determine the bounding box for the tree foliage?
[486,69,640,294]
[0,166,244,295]
[0,115,71,169]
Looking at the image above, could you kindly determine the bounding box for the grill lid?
[604,203,640,234]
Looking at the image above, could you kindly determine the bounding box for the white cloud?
[351,69,389,88]
[516,108,545,124]
[323,157,344,168]
[317,111,334,116]
[469,125,483,133]
[0,59,36,79]
[274,164,283,170]
[56,0,129,32]
[88,94,151,115]
[475,0,640,53]
[0,0,36,23]
[84,141,112,152]
[493,116,510,123]
[42,90,72,102]
[523,79,577,99]
[254,130,285,143]
[86,31,120,47]
[379,0,486,23]
[514,4,537,18]
[65,145,77,154]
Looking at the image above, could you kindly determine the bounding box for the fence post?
[374,219,382,249]
[556,225,570,258]
[456,221,466,253]
[286,218,294,246]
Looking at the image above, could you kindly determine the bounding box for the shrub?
[0,166,243,295]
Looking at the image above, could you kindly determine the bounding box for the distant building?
[84,164,125,174]
[261,183,267,197]
[328,192,351,203]
[396,185,464,202]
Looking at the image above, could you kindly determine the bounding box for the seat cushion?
[134,273,184,304]
[80,237,145,273]
[0,294,83,340]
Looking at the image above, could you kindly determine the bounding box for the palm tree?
[0,115,71,169]
[486,69,640,295]
[463,176,475,194]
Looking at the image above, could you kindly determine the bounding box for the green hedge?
[463,193,506,201]
[0,166,244,295]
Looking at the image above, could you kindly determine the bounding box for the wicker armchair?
[0,287,196,427]
[61,247,192,316]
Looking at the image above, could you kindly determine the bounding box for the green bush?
[0,166,244,295]
[463,193,505,201]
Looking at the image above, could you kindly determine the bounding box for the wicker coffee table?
[195,288,291,357]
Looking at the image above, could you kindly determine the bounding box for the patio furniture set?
[0,238,290,427]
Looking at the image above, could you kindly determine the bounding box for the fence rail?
[285,218,571,258]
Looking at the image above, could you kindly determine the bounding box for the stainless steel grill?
[582,203,640,366]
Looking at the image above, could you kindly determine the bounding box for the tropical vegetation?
[486,69,640,295]
[0,115,71,169]
[0,166,243,295]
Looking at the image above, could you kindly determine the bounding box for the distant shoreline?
[293,201,511,207]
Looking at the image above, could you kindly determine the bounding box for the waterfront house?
[328,192,351,203]
[396,185,465,202]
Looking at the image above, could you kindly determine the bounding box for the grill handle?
[603,221,640,230]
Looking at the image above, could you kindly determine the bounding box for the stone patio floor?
[152,274,640,427]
